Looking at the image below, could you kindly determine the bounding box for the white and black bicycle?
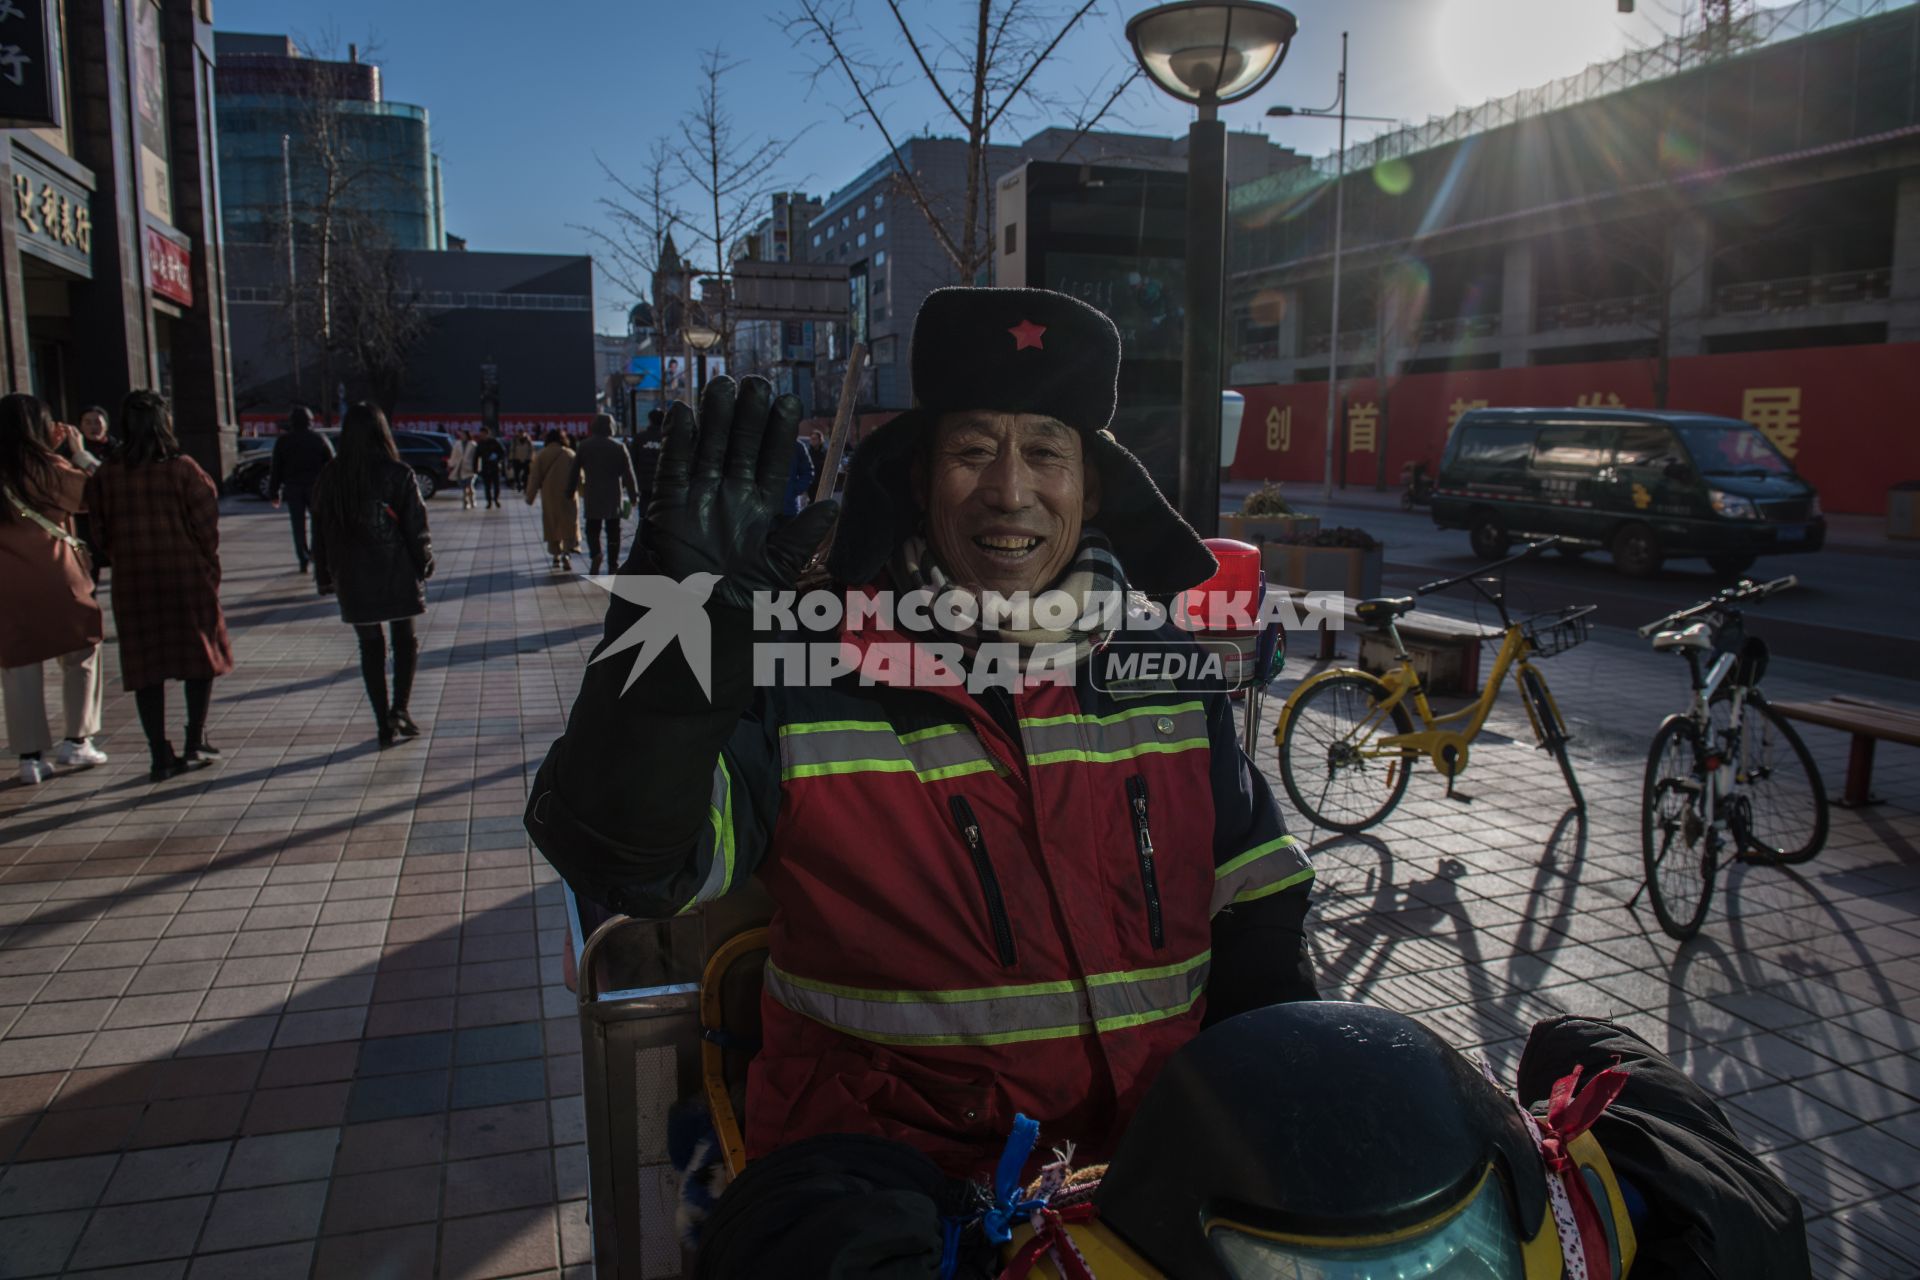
[1633,576,1829,940]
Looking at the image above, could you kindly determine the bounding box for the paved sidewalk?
[0,494,1915,1277]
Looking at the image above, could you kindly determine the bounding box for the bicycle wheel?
[1519,666,1583,812]
[1716,689,1829,865]
[1641,715,1717,941]
[1279,673,1416,833]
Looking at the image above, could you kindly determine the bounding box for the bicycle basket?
[1522,605,1596,658]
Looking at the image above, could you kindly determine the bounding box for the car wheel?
[1468,513,1510,562]
[254,472,273,501]
[414,471,437,501]
[1706,553,1755,578]
[1612,523,1664,578]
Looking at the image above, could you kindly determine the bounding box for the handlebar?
[1416,537,1562,597]
[1636,575,1796,638]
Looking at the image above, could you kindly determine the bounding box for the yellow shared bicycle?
[1275,538,1593,833]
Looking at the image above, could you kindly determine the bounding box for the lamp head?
[1126,1,1298,112]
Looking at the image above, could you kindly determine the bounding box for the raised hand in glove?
[646,376,839,614]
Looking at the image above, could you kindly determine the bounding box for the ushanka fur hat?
[826,287,1216,595]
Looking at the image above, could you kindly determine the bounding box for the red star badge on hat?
[1008,319,1047,351]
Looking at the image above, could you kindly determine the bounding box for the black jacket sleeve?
[1202,693,1318,1024]
[268,436,287,500]
[396,468,434,580]
[525,540,781,917]
[309,470,333,593]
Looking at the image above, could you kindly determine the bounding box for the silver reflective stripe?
[764,950,1211,1047]
[780,720,997,783]
[1020,702,1210,766]
[1210,835,1314,916]
[677,759,739,914]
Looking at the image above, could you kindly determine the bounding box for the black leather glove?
[647,376,839,614]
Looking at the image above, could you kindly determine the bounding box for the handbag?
[2,481,103,660]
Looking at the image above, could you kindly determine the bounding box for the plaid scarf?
[889,527,1129,668]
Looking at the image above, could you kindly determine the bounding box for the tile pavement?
[0,490,1915,1276]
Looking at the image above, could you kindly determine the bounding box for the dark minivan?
[1431,408,1825,577]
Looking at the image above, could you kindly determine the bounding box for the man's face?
[917,412,1099,598]
[79,412,106,442]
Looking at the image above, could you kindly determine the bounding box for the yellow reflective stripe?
[780,719,891,737]
[678,759,739,915]
[915,760,999,782]
[766,950,1212,1047]
[1027,738,1209,766]
[784,757,918,781]
[1232,867,1315,905]
[899,724,968,745]
[1018,701,1206,730]
[1214,836,1294,881]
[1210,835,1314,915]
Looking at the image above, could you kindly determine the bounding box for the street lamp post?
[1127,1,1297,538]
[685,324,722,397]
[1265,33,1395,500]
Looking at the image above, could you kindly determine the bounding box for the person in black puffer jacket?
[269,405,335,573]
[312,402,434,748]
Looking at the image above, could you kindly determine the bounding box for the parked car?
[1430,408,1826,577]
[225,428,453,501]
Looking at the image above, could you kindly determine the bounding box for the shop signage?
[0,0,61,128]
[12,152,90,277]
[146,226,193,306]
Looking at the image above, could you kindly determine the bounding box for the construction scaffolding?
[1233,0,1917,212]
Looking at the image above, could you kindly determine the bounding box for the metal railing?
[1535,294,1663,333]
[1713,267,1892,314]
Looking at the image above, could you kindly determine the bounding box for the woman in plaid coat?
[85,391,234,781]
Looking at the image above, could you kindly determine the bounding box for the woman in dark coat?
[85,391,233,781]
[311,402,433,748]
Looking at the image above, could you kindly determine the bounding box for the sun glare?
[1431,0,1634,108]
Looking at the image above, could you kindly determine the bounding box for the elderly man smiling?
[527,287,1315,1275]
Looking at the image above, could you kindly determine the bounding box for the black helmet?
[1095,1002,1552,1280]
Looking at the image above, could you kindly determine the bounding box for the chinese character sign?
[1265,405,1290,452]
[1446,398,1488,435]
[1347,402,1379,454]
[1741,387,1802,459]
[0,0,57,127]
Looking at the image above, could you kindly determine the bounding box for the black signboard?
[0,0,61,129]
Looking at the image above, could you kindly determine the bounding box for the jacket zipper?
[1127,775,1164,949]
[949,796,1017,968]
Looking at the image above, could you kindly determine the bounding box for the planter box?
[1224,513,1322,544]
[1259,543,1383,600]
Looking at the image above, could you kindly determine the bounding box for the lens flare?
[1372,157,1414,196]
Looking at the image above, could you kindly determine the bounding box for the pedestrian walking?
[311,402,434,750]
[268,405,334,573]
[0,394,107,784]
[509,431,533,491]
[782,433,815,515]
[85,390,233,782]
[525,428,579,571]
[568,413,636,573]
[473,426,507,508]
[452,429,479,509]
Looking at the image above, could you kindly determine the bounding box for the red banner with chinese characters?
[145,227,193,307]
[1230,342,1920,515]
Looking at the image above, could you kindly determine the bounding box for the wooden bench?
[1770,695,1920,808]
[1277,589,1504,695]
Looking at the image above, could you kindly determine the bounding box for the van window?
[1673,421,1792,476]
[1614,424,1683,467]
[1533,425,1607,471]
[1455,424,1534,468]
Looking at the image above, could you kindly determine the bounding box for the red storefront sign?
[1230,342,1920,516]
[146,228,193,306]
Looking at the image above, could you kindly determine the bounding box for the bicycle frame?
[1669,628,1748,837]
[1349,623,1550,774]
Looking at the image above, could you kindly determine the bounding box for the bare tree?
[675,48,809,365]
[789,0,1140,283]
[273,34,421,423]
[574,140,684,311]
[332,223,430,416]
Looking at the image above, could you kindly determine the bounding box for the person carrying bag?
[0,394,107,784]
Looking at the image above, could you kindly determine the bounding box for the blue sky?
[217,0,1685,328]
